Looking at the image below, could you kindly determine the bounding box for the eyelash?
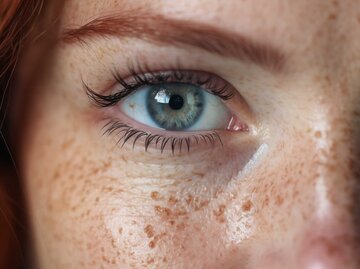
[84,64,236,154]
[85,66,235,107]
[102,120,223,154]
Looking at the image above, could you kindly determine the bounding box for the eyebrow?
[62,12,285,71]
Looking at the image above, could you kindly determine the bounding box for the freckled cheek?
[24,145,224,268]
[23,126,315,268]
[22,98,324,268]
[99,189,233,267]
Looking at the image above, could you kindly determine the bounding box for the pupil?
[168,94,184,110]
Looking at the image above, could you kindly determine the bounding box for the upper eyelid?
[84,69,236,108]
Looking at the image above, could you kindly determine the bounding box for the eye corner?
[226,115,250,132]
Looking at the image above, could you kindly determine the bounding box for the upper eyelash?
[84,66,235,108]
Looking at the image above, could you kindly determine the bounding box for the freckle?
[327,163,336,172]
[215,204,226,215]
[53,232,63,241]
[195,200,210,211]
[242,200,253,211]
[149,240,156,248]
[91,167,100,174]
[102,186,113,193]
[150,191,161,201]
[193,223,201,231]
[111,238,117,248]
[173,208,187,217]
[167,195,178,206]
[293,190,299,198]
[328,13,337,20]
[53,170,60,180]
[305,127,313,134]
[85,209,91,217]
[102,255,112,263]
[95,197,100,203]
[186,194,193,205]
[213,204,226,223]
[118,227,123,234]
[115,189,123,194]
[176,222,186,230]
[154,206,171,218]
[263,196,270,207]
[314,131,322,138]
[193,171,205,178]
[102,160,111,168]
[144,225,155,238]
[276,195,284,206]
[61,137,75,150]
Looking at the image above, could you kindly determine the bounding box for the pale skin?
[17,0,360,268]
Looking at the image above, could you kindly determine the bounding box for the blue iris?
[146,83,205,130]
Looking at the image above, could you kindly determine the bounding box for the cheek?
[23,144,226,267]
[20,107,235,267]
[20,81,359,269]
[20,106,315,269]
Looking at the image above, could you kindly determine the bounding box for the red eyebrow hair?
[62,12,285,71]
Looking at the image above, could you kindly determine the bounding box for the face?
[19,0,360,268]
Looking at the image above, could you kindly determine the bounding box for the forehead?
[60,0,360,86]
[61,0,360,45]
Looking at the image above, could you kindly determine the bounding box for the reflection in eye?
[122,83,231,131]
[85,69,249,153]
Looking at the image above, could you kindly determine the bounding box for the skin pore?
[17,0,360,268]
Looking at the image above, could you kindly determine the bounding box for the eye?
[85,69,249,153]
[121,82,232,131]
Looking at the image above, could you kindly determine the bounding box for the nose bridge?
[309,88,360,228]
[296,93,360,268]
[306,67,355,189]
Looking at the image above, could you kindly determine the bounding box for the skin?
[17,0,360,268]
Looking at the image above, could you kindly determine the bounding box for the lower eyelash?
[102,120,223,154]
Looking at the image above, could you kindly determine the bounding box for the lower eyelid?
[100,111,254,155]
[98,92,253,153]
[99,121,259,169]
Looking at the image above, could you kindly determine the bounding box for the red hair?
[0,1,48,268]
